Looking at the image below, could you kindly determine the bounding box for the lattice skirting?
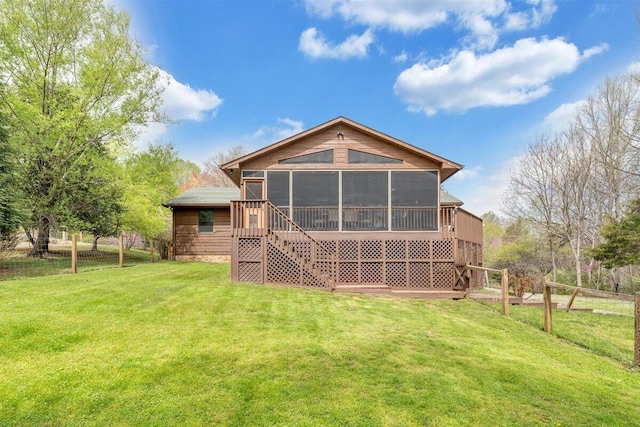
[234,236,484,289]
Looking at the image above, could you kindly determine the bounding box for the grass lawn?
[1,262,639,426]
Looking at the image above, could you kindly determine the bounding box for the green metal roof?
[164,187,240,207]
[440,189,463,206]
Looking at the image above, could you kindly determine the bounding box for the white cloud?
[451,157,519,215]
[393,51,409,63]
[252,118,304,142]
[298,27,374,60]
[628,61,640,74]
[303,0,557,51]
[135,68,223,147]
[541,100,586,133]
[582,42,609,59]
[394,37,602,115]
[135,121,169,148]
[451,165,483,181]
[503,11,529,31]
[157,68,223,121]
[304,0,505,34]
[459,12,499,50]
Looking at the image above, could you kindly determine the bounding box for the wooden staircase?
[266,232,334,288]
[230,200,336,289]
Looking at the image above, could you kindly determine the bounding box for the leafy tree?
[59,149,124,251]
[0,107,25,255]
[589,198,640,268]
[0,0,164,256]
[174,159,200,190]
[121,143,180,247]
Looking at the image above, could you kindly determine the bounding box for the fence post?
[71,234,78,273]
[150,238,154,263]
[501,268,510,316]
[119,234,124,268]
[635,292,640,367]
[543,283,552,333]
[565,288,579,312]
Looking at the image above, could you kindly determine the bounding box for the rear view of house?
[218,117,483,294]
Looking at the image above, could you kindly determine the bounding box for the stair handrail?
[263,200,335,262]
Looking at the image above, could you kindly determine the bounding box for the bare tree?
[504,133,564,281]
[505,126,599,287]
[185,145,246,188]
[576,73,640,287]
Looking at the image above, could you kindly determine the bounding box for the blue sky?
[118,0,639,216]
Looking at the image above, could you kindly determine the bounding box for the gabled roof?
[220,116,463,182]
[164,187,240,207]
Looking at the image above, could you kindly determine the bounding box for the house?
[165,187,239,262]
[168,116,484,295]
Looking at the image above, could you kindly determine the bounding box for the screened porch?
[243,169,441,232]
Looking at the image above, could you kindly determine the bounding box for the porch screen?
[342,171,388,231]
[267,171,289,215]
[391,171,438,231]
[292,171,338,230]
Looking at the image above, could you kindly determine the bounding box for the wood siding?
[240,123,441,171]
[174,208,231,256]
[455,208,483,245]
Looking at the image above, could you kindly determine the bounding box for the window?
[348,149,402,164]
[278,149,333,164]
[242,170,265,178]
[244,181,263,200]
[198,210,214,233]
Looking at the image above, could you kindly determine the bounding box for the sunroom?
[241,166,440,233]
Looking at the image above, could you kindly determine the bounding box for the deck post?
[501,268,509,316]
[543,283,552,333]
[635,292,640,367]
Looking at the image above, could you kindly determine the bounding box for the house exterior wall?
[239,123,441,172]
[455,208,483,245]
[173,207,232,261]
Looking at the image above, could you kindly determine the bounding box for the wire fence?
[469,269,638,367]
[0,235,158,282]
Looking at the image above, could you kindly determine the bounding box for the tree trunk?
[549,238,557,282]
[31,216,50,258]
[92,235,100,251]
[569,237,583,288]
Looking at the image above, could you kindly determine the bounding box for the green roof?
[164,187,240,207]
[440,189,463,206]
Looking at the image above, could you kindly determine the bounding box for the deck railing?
[232,200,460,237]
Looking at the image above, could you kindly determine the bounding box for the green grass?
[1,263,639,426]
